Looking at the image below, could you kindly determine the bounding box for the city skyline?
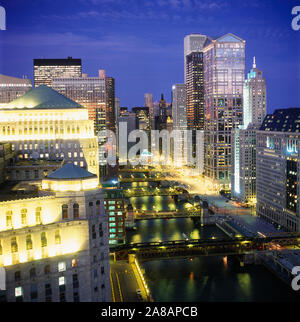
[1,0,300,111]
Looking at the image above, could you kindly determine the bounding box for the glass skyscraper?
[203,33,245,188]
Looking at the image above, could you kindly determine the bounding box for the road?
[110,261,145,302]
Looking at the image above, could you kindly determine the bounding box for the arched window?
[73,203,79,219]
[36,207,42,225]
[62,204,68,219]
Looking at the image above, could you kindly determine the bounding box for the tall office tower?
[231,58,267,202]
[203,33,245,189]
[33,57,82,88]
[52,73,106,136]
[184,34,210,130]
[256,108,300,231]
[243,57,267,128]
[0,75,32,104]
[115,98,120,124]
[144,93,154,125]
[105,77,116,134]
[0,163,110,302]
[172,84,187,167]
[0,85,99,177]
[155,94,167,130]
[184,34,210,83]
[172,84,187,130]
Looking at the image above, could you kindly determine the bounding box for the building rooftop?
[3,85,83,110]
[47,163,96,180]
[260,108,300,132]
[33,57,81,66]
[0,74,32,86]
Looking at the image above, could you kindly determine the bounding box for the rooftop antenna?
[253,56,256,69]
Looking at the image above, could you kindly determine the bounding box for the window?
[101,266,104,275]
[30,284,38,300]
[15,286,23,301]
[45,283,52,302]
[72,258,78,268]
[73,203,79,219]
[44,265,50,274]
[92,225,96,239]
[62,204,68,219]
[21,209,27,226]
[88,202,93,217]
[15,271,21,282]
[59,276,65,286]
[36,207,42,224]
[58,262,66,272]
[6,211,12,229]
[96,200,100,214]
[41,232,47,247]
[30,268,36,279]
[55,230,61,245]
[73,274,79,289]
[26,234,33,250]
[11,237,18,253]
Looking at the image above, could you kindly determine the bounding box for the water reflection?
[142,256,300,302]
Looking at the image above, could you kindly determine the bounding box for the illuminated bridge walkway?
[133,210,207,220]
[111,234,300,261]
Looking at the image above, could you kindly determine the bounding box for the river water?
[126,217,300,302]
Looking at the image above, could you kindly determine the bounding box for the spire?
[253,56,256,69]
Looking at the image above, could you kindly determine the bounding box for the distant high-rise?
[203,33,245,188]
[184,34,209,83]
[0,74,32,104]
[52,72,106,136]
[184,34,210,130]
[231,57,267,202]
[243,57,267,128]
[34,57,82,87]
[105,77,116,134]
[144,93,154,125]
[172,84,187,131]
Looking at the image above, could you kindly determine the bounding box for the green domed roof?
[4,84,83,109]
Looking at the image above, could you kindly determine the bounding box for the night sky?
[0,0,299,112]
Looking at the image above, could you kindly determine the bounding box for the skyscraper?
[0,74,32,104]
[184,34,210,130]
[243,57,267,128]
[172,84,187,131]
[203,33,245,189]
[33,57,82,88]
[231,58,267,202]
[105,77,116,134]
[144,93,154,126]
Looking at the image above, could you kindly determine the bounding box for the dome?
[42,163,100,192]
